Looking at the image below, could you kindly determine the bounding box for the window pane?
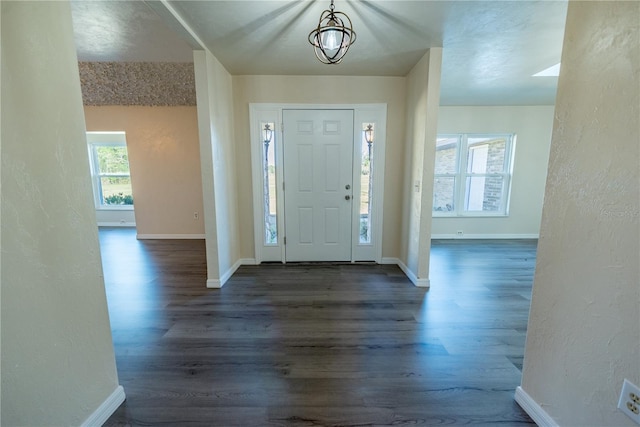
[467,137,507,173]
[435,137,458,174]
[262,122,277,245]
[360,123,374,244]
[100,177,133,205]
[464,176,504,212]
[433,177,456,212]
[95,146,130,174]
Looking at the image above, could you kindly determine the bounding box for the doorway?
[250,103,387,264]
[283,109,354,262]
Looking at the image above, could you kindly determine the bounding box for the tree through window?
[87,132,134,209]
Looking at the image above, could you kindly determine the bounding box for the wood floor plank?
[100,228,536,426]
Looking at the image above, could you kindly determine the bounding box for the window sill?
[433,214,509,218]
[96,206,134,211]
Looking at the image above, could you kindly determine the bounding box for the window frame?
[433,133,515,217]
[86,132,134,211]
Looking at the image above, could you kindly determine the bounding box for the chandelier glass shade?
[308,0,356,64]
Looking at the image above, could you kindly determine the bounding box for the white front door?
[283,109,354,262]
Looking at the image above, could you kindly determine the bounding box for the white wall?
[434,106,554,238]
[519,2,639,426]
[1,2,122,425]
[400,49,442,286]
[194,50,240,287]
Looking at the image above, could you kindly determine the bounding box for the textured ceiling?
[71,0,194,62]
[71,0,568,105]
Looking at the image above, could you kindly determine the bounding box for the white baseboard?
[137,234,205,239]
[80,385,125,427]
[515,386,558,427]
[206,278,222,289]
[397,259,430,288]
[379,258,430,288]
[414,277,430,287]
[206,259,256,288]
[219,258,242,285]
[397,259,417,284]
[97,222,136,227]
[431,233,539,239]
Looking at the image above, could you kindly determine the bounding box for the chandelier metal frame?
[308,0,357,65]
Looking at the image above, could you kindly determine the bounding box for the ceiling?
[71,0,568,105]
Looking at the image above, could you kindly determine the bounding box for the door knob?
[345,184,351,190]
[345,195,351,200]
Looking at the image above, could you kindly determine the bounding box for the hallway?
[100,228,536,425]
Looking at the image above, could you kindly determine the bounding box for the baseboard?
[80,385,125,427]
[206,259,256,289]
[380,258,430,288]
[397,259,417,284]
[397,259,430,288]
[220,258,242,285]
[206,278,222,289]
[431,233,539,240]
[515,386,559,427]
[207,279,224,289]
[136,234,205,239]
[97,222,136,227]
[414,277,430,287]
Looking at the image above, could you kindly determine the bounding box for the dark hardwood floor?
[100,228,537,426]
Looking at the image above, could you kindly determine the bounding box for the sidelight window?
[261,122,278,245]
[359,123,375,244]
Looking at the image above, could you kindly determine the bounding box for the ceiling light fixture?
[308,0,356,65]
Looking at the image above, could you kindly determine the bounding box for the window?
[261,122,278,245]
[87,132,134,210]
[433,134,514,216]
[358,123,378,244]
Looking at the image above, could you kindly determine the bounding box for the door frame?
[249,103,387,264]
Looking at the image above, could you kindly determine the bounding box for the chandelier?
[308,0,356,64]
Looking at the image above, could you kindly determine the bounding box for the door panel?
[283,110,354,262]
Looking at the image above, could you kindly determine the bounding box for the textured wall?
[400,49,442,283]
[79,61,196,106]
[194,50,241,287]
[1,2,121,425]
[520,2,639,426]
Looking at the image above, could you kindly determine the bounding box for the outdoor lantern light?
[308,0,356,64]
[263,123,273,145]
[364,124,374,148]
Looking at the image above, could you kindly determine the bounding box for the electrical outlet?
[194,212,199,220]
[456,230,464,236]
[618,379,640,425]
